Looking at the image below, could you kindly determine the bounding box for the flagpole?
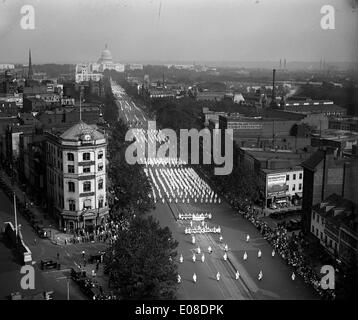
[79,88,82,122]
[14,193,18,240]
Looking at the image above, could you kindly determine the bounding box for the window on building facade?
[84,199,92,209]
[311,225,314,233]
[299,183,302,190]
[293,174,296,180]
[83,153,90,161]
[98,164,103,172]
[299,173,302,179]
[67,153,74,161]
[68,165,75,173]
[99,198,104,208]
[69,200,76,211]
[83,166,91,173]
[83,181,91,192]
[292,185,295,191]
[68,181,75,192]
[286,175,289,181]
[98,151,103,159]
[317,215,320,223]
[98,179,103,190]
[312,211,315,220]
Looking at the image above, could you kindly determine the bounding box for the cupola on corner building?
[45,121,108,233]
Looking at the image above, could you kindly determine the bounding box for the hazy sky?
[0,0,357,64]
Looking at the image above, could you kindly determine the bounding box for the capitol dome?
[98,44,113,63]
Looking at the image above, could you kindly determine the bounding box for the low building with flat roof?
[311,193,358,267]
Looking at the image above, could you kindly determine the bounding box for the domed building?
[98,44,113,64]
[75,44,124,83]
[92,44,124,73]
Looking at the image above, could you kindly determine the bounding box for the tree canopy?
[107,119,154,218]
[104,216,179,299]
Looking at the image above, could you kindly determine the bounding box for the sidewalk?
[0,171,73,245]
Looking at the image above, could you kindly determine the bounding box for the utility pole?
[13,193,18,240]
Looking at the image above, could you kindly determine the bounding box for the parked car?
[40,260,60,270]
[286,219,302,231]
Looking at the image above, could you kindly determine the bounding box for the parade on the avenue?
[0,0,357,303]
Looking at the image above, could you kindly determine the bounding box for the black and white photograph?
[0,0,357,307]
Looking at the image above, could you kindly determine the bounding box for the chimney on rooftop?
[270,69,277,108]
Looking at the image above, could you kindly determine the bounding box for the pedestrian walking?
[208,246,212,254]
[192,253,196,263]
[179,254,183,263]
[219,235,223,242]
[193,273,197,283]
[197,246,201,255]
[224,244,228,252]
[291,272,296,281]
[81,251,85,259]
[243,251,248,261]
[201,254,205,263]
[246,234,250,242]
[223,252,227,261]
[178,274,181,283]
[33,238,37,245]
[216,272,220,281]
[258,249,262,258]
[258,270,263,281]
[192,236,196,245]
[272,249,275,257]
[235,270,240,280]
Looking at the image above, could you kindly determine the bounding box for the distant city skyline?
[0,0,357,65]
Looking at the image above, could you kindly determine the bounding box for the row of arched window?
[67,151,104,162]
[67,179,104,193]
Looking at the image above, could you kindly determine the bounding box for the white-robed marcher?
[197,246,201,255]
[272,249,275,257]
[243,251,248,261]
[258,249,262,258]
[208,246,212,254]
[291,272,296,281]
[216,272,221,281]
[235,270,240,280]
[224,244,228,252]
[192,236,196,245]
[192,253,196,263]
[219,235,223,242]
[178,274,181,283]
[223,252,228,261]
[179,254,183,263]
[193,273,197,283]
[246,234,250,242]
[258,270,263,281]
[201,254,205,263]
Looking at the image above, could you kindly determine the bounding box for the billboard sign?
[267,173,287,197]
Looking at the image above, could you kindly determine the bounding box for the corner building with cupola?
[45,121,108,233]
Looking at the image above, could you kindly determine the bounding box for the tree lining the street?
[104,216,179,299]
[107,118,154,219]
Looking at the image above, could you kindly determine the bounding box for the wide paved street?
[113,81,318,300]
[0,187,104,300]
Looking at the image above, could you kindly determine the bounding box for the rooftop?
[59,121,105,141]
[312,193,358,234]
